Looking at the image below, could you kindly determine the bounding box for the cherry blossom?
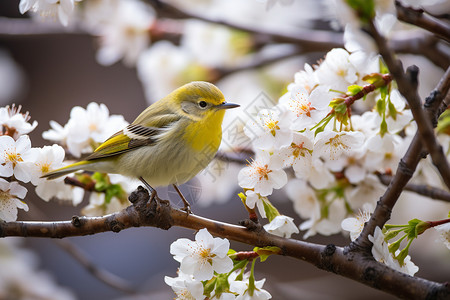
[0,135,32,182]
[263,215,299,238]
[244,108,293,151]
[0,179,28,222]
[238,151,287,196]
[170,228,233,281]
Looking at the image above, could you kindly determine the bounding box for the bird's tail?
[41,160,91,180]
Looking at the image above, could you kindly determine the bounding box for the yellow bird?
[42,81,239,210]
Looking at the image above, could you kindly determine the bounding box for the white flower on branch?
[280,85,331,131]
[164,270,204,300]
[43,102,128,158]
[315,48,358,91]
[92,0,156,67]
[0,135,32,182]
[263,215,299,238]
[277,132,314,178]
[22,144,66,185]
[170,228,233,281]
[0,105,37,139]
[19,0,81,27]
[238,151,287,197]
[314,130,364,161]
[341,209,371,241]
[369,227,419,276]
[0,179,28,222]
[244,108,293,151]
[229,271,272,300]
[435,223,450,250]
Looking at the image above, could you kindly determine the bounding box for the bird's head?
[172,81,239,121]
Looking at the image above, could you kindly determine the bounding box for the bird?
[42,81,239,211]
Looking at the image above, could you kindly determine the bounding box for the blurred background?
[0,0,449,299]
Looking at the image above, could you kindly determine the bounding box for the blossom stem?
[427,218,450,227]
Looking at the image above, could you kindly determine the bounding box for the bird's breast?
[182,112,224,154]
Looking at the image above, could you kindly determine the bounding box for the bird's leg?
[139,177,168,208]
[173,184,191,214]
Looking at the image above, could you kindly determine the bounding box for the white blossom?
[314,130,364,161]
[341,209,371,241]
[164,271,204,300]
[229,274,271,300]
[368,227,419,276]
[35,180,84,205]
[300,198,347,239]
[0,105,37,139]
[264,215,299,238]
[0,239,75,300]
[286,179,320,220]
[315,48,358,91]
[0,135,32,182]
[245,190,267,218]
[278,132,313,178]
[0,179,28,222]
[94,0,155,67]
[238,151,287,196]
[280,85,331,131]
[170,228,233,281]
[19,0,81,26]
[137,41,193,102]
[435,223,450,250]
[21,144,66,185]
[244,108,293,151]
[44,102,128,158]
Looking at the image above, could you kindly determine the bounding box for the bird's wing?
[85,114,180,161]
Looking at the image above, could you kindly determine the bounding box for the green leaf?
[362,73,383,85]
[345,0,375,22]
[262,198,280,222]
[379,118,388,137]
[387,99,397,120]
[253,246,281,262]
[347,84,363,96]
[213,274,230,297]
[203,277,217,297]
[379,58,389,74]
[380,86,387,101]
[375,98,385,116]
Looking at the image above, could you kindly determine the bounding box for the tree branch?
[377,173,450,203]
[395,0,450,43]
[56,240,137,295]
[0,187,449,299]
[355,66,450,250]
[368,20,450,190]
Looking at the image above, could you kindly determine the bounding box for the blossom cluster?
[0,102,136,222]
[0,238,75,299]
[166,228,272,300]
[238,47,412,239]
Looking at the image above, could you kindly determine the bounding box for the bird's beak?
[216,102,240,110]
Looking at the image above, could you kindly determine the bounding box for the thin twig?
[56,240,137,295]
[23,201,137,295]
[395,0,450,43]
[0,187,448,299]
[377,173,450,203]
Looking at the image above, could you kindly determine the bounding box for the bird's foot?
[173,184,192,214]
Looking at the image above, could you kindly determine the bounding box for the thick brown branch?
[395,0,450,43]
[368,20,450,190]
[0,187,448,299]
[377,173,450,203]
[356,66,450,249]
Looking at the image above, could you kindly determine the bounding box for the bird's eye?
[198,101,207,108]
